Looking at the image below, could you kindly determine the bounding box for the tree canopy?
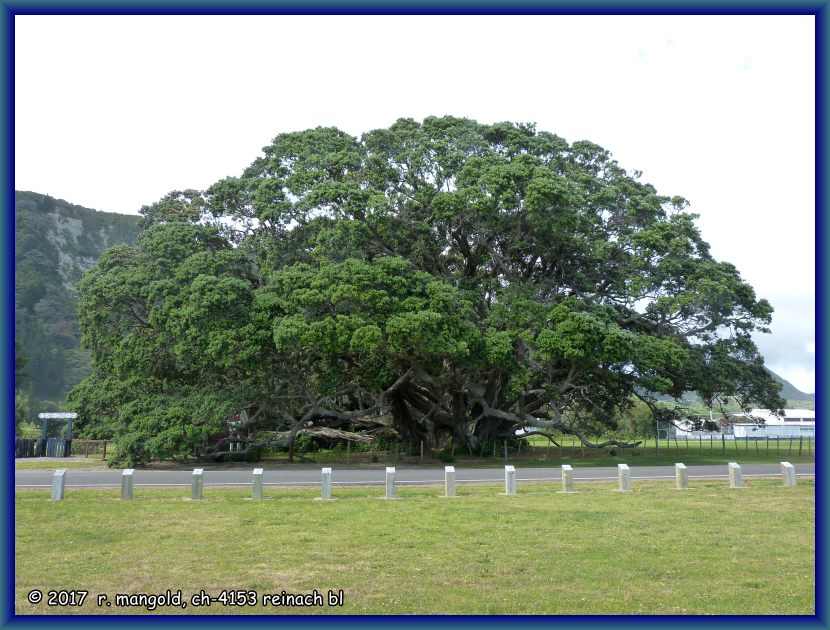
[69,116,784,466]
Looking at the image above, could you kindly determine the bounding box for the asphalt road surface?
[15,463,815,489]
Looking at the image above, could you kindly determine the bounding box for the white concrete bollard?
[618,464,631,492]
[252,468,263,500]
[781,461,796,487]
[504,465,517,495]
[728,462,744,488]
[121,469,134,500]
[561,464,575,493]
[192,468,204,500]
[321,467,333,499]
[444,465,456,497]
[675,463,688,490]
[51,469,66,500]
[385,467,396,499]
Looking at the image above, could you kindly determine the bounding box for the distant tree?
[71,116,785,466]
[15,342,29,433]
[619,399,657,436]
[15,394,29,435]
[15,341,28,390]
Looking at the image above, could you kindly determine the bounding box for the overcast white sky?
[14,15,816,394]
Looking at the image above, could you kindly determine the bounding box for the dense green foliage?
[15,342,29,433]
[69,117,786,466]
[14,191,141,421]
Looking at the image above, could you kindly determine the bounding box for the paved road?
[15,463,815,488]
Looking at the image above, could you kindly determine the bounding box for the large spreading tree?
[69,116,784,467]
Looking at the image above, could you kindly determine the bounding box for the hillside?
[769,369,814,408]
[14,191,141,404]
[648,369,812,411]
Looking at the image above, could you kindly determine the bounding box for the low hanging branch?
[203,377,411,462]
[202,427,377,461]
[296,427,375,442]
[467,389,642,449]
[521,429,562,448]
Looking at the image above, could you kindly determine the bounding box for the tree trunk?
[390,391,427,448]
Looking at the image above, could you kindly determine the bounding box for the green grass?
[14,458,111,470]
[14,435,813,471]
[287,438,815,469]
[15,479,814,615]
[506,436,815,467]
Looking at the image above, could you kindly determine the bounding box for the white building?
[731,409,815,438]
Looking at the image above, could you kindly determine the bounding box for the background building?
[730,409,815,438]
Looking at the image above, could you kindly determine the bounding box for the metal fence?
[651,433,813,457]
[15,437,72,458]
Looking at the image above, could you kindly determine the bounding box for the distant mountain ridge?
[768,369,814,405]
[15,191,141,403]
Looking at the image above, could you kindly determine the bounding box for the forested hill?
[770,370,814,406]
[15,191,141,404]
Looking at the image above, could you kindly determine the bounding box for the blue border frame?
[4,3,826,629]
[0,1,826,13]
[816,0,826,626]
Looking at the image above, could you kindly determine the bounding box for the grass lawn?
[14,458,111,471]
[267,441,815,469]
[15,478,814,615]
[516,435,815,466]
[263,435,815,469]
[14,435,814,471]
